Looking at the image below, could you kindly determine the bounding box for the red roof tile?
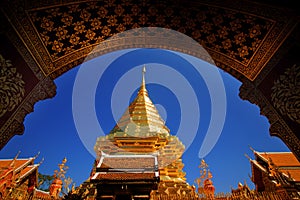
[100,157,155,169]
[254,151,300,183]
[281,169,300,182]
[256,152,300,167]
[19,165,38,179]
[0,159,33,171]
[95,172,156,181]
[0,158,38,183]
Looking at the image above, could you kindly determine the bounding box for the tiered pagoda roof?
[93,66,195,198]
[110,67,170,137]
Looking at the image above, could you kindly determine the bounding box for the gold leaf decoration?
[271,64,300,124]
[0,54,25,117]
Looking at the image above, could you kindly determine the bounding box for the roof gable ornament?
[9,151,21,167]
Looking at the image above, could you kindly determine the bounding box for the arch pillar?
[0,11,56,149]
[239,80,300,161]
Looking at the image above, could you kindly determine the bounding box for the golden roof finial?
[10,151,21,167]
[141,65,146,90]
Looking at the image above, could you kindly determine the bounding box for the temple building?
[90,152,159,199]
[0,152,62,200]
[248,149,300,199]
[86,67,197,199]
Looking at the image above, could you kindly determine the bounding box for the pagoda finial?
[139,65,147,93]
[142,65,146,87]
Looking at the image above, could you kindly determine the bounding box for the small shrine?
[90,152,159,199]
[194,159,215,199]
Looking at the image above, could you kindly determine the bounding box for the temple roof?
[91,152,159,182]
[110,66,169,137]
[98,157,156,170]
[96,152,158,171]
[251,150,300,183]
[92,173,156,181]
[255,151,300,167]
[0,158,34,172]
[0,153,54,200]
[0,152,41,184]
[19,164,40,180]
[282,169,300,182]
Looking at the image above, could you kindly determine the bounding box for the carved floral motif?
[271,64,300,124]
[0,54,25,117]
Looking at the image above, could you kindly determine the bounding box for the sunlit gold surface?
[94,68,194,196]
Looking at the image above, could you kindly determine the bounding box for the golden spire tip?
[142,65,146,83]
[141,65,146,90]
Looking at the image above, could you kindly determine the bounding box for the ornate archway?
[0,0,299,159]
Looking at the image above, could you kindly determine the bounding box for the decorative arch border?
[239,80,300,160]
[3,0,297,81]
[0,0,299,161]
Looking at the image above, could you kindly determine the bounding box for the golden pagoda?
[92,66,196,199]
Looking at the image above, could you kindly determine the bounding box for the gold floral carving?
[0,54,25,117]
[0,77,56,149]
[25,0,279,80]
[271,64,300,124]
[1,0,294,80]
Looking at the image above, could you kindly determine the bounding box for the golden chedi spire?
[110,65,169,137]
[141,64,146,92]
[94,66,195,198]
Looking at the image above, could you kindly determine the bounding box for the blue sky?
[0,48,290,194]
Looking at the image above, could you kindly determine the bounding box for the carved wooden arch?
[240,80,300,160]
[3,0,297,81]
[240,29,300,160]
[0,0,299,159]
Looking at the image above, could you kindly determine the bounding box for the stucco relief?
[271,64,300,124]
[0,54,25,117]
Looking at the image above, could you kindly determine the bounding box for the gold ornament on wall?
[0,54,25,117]
[271,64,300,124]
